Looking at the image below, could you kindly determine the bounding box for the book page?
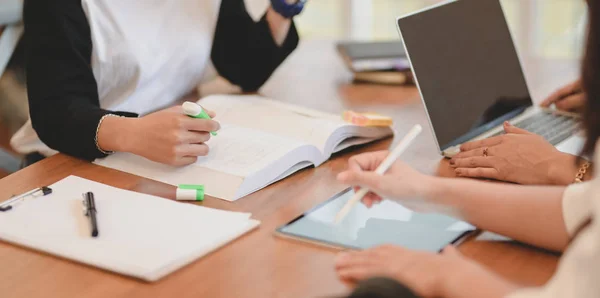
[195,124,306,177]
[199,95,346,152]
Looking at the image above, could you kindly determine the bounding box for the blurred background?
[0,0,588,178]
[292,0,586,58]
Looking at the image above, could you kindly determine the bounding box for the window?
[295,0,586,59]
[531,0,586,58]
[295,0,442,39]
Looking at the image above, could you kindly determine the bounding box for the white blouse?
[11,0,221,156]
[508,146,600,297]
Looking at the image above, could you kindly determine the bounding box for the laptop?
[396,0,584,157]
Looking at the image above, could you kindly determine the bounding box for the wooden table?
[0,40,562,298]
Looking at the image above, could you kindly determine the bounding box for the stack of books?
[337,41,414,85]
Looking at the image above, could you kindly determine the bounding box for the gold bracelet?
[95,114,122,155]
[574,161,591,183]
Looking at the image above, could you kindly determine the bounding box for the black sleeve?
[23,0,137,161]
[211,0,299,92]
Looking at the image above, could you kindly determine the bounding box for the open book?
[95,95,393,201]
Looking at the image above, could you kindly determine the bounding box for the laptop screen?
[397,0,532,150]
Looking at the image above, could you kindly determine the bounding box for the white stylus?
[334,124,423,224]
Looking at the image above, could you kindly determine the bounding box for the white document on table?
[0,176,259,282]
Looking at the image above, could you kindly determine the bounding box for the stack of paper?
[0,176,259,281]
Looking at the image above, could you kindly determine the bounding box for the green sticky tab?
[178,184,205,201]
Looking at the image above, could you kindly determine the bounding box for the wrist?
[422,177,470,219]
[266,6,292,46]
[97,116,138,153]
[269,0,306,19]
[547,152,579,185]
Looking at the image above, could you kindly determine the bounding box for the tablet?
[276,188,476,251]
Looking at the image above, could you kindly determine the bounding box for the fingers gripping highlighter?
[178,102,211,201]
[182,101,217,136]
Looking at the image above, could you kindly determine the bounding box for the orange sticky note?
[343,111,393,127]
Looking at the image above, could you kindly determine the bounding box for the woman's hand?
[337,151,435,207]
[540,79,586,112]
[129,106,220,166]
[450,122,576,185]
[98,106,220,166]
[335,245,517,298]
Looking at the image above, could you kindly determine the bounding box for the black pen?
[83,192,99,237]
[0,186,52,212]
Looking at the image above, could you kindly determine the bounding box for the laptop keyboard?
[491,112,580,145]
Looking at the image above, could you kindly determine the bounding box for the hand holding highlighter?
[182,101,217,136]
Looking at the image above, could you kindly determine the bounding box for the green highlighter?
[182,101,217,136]
[176,184,205,201]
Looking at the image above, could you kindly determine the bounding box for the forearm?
[265,6,292,46]
[24,0,133,160]
[428,177,569,251]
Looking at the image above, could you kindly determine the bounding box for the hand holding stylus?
[334,125,423,224]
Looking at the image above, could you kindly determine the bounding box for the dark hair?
[346,277,419,298]
[582,0,600,156]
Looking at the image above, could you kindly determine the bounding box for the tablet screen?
[277,188,475,251]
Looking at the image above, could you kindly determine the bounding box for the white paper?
[0,176,259,281]
[194,125,304,177]
[200,95,344,151]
